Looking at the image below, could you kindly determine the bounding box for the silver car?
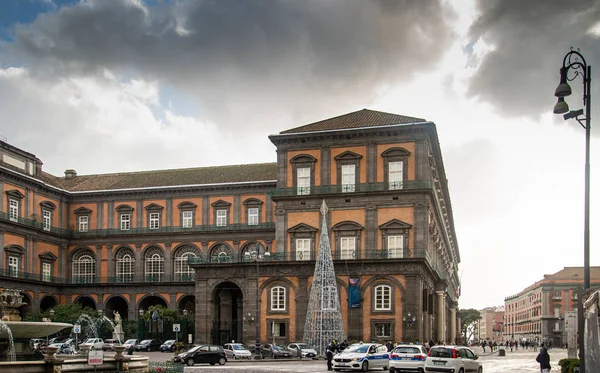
[389,344,428,373]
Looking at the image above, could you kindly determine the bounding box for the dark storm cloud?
[467,0,600,119]
[3,0,455,130]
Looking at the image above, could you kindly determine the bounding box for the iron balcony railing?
[0,211,71,235]
[270,180,433,197]
[0,247,450,284]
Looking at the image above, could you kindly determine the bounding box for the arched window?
[174,245,200,281]
[270,286,286,311]
[72,249,95,283]
[210,244,232,263]
[116,247,135,283]
[374,285,392,311]
[144,246,164,281]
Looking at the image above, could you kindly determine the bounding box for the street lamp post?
[245,246,270,360]
[553,48,591,373]
[138,309,144,341]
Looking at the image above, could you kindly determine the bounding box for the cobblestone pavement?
[129,346,569,372]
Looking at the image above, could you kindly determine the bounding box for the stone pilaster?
[166,197,173,227]
[436,290,446,343]
[164,243,172,280]
[450,307,457,344]
[366,142,377,183]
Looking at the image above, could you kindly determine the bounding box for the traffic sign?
[88,349,103,365]
[73,325,81,334]
[173,324,181,332]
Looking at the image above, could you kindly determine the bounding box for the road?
[121,346,569,372]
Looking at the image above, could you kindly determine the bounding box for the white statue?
[113,310,122,333]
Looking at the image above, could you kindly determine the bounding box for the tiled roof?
[280,109,426,134]
[40,163,277,192]
[544,267,600,280]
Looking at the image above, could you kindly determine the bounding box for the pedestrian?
[296,345,302,359]
[509,341,514,352]
[536,347,551,373]
[326,340,337,371]
[127,344,134,355]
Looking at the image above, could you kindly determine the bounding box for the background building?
[477,306,504,343]
[0,109,461,345]
[504,267,600,346]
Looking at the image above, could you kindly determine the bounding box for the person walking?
[326,340,338,371]
[536,347,551,373]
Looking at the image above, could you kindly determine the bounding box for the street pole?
[255,258,261,360]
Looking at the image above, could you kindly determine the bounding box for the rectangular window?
[387,235,403,258]
[149,212,160,229]
[374,322,392,338]
[8,256,18,277]
[9,199,19,222]
[120,214,131,231]
[297,167,311,195]
[341,164,356,192]
[216,209,227,226]
[296,239,311,261]
[182,211,193,228]
[389,161,403,190]
[271,322,287,337]
[78,216,89,232]
[340,237,356,259]
[248,208,259,226]
[42,263,51,281]
[43,210,52,231]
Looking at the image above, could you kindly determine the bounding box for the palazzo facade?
[0,109,460,346]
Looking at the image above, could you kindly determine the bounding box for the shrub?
[558,358,580,373]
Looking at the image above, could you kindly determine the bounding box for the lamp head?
[49,309,55,317]
[139,309,144,316]
[554,67,572,97]
[553,97,569,114]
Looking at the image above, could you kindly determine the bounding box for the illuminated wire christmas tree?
[303,200,346,356]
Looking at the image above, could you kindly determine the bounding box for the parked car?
[49,342,75,355]
[223,343,252,359]
[160,340,179,352]
[135,339,162,351]
[30,339,45,349]
[287,342,317,358]
[389,344,428,373]
[103,339,122,351]
[122,339,138,350]
[48,337,64,345]
[173,345,227,366]
[424,345,482,373]
[332,342,389,372]
[261,344,292,359]
[79,338,104,350]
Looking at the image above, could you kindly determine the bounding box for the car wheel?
[382,364,388,370]
[218,357,227,365]
[234,354,238,359]
[361,361,368,372]
[389,367,396,373]
[186,358,195,366]
[477,368,482,373]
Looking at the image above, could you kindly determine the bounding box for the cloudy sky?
[0,0,599,310]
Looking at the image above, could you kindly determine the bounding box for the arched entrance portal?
[212,282,243,345]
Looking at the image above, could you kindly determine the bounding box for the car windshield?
[124,339,136,344]
[394,346,422,354]
[164,340,175,344]
[296,344,311,349]
[187,346,201,353]
[430,348,454,358]
[232,345,247,350]
[140,340,152,344]
[84,339,95,343]
[273,345,284,351]
[345,344,369,353]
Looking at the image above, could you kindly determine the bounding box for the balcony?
[270,180,433,198]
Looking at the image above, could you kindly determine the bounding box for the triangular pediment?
[288,223,318,233]
[40,201,57,210]
[211,199,232,207]
[177,201,197,209]
[290,154,317,163]
[6,190,25,199]
[333,150,363,161]
[379,219,412,230]
[332,221,364,231]
[115,204,134,212]
[144,203,164,211]
[74,207,92,214]
[39,252,58,261]
[243,198,263,206]
[381,147,411,157]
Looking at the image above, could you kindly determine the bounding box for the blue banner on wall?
[349,277,361,308]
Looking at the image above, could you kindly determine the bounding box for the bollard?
[498,349,505,357]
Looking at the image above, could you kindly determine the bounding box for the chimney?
[64,169,77,179]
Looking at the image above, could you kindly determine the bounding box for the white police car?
[332,342,389,371]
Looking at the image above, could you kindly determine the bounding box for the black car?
[261,344,292,359]
[160,340,178,352]
[134,339,161,351]
[174,345,227,366]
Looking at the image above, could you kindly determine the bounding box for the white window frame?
[72,252,95,283]
[120,214,131,231]
[340,237,356,260]
[42,262,51,281]
[145,250,164,281]
[78,216,89,232]
[270,286,286,311]
[117,251,135,282]
[8,256,18,277]
[248,207,259,226]
[374,285,392,311]
[374,322,392,338]
[387,235,403,258]
[341,164,356,192]
[297,167,311,195]
[296,238,311,261]
[271,322,286,337]
[149,212,160,229]
[43,210,52,231]
[174,250,197,280]
[9,199,19,222]
[216,209,227,226]
[389,161,403,190]
[182,211,193,228]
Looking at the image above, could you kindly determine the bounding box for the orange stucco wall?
[173,198,204,226]
[36,194,61,227]
[287,211,321,251]
[361,274,407,341]
[377,207,414,253]
[330,146,368,184]
[286,149,321,188]
[70,203,97,230]
[113,201,137,228]
[36,242,60,276]
[4,183,26,218]
[143,200,167,227]
[240,194,267,224]
[209,196,234,225]
[376,142,416,182]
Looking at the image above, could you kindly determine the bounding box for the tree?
[459,309,481,343]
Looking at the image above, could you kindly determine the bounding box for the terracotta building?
[477,306,504,343]
[0,109,460,345]
[504,267,600,346]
